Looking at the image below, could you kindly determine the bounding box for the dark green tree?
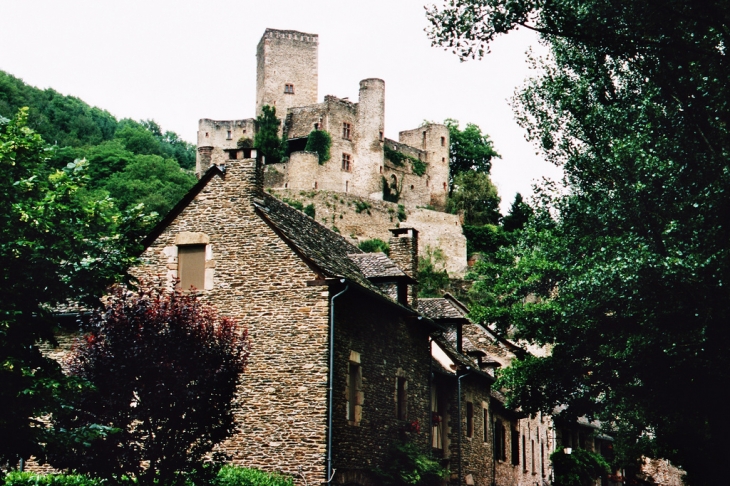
[501,193,532,233]
[428,1,730,483]
[0,109,151,469]
[444,119,500,191]
[446,170,501,226]
[254,105,282,164]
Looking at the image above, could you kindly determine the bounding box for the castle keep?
[196,28,466,276]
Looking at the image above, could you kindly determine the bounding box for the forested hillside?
[0,70,196,218]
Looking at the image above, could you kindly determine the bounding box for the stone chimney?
[196,146,213,178]
[388,227,418,307]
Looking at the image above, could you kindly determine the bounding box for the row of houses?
[129,152,635,485]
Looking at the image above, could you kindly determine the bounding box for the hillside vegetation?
[0,70,196,218]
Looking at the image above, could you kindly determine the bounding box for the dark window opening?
[348,362,361,422]
[226,130,232,140]
[343,122,352,140]
[494,419,507,461]
[397,377,408,420]
[511,429,520,465]
[440,136,445,146]
[342,153,352,172]
[466,402,474,438]
[483,408,488,442]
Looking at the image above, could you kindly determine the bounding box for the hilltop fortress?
[196,28,466,276]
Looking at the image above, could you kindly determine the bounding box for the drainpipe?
[457,368,471,486]
[326,279,349,484]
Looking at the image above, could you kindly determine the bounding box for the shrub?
[354,200,372,214]
[303,203,316,218]
[418,247,450,298]
[304,129,331,164]
[282,198,304,211]
[4,472,102,486]
[358,238,390,256]
[254,105,282,164]
[47,285,250,485]
[215,465,294,486]
[372,442,448,486]
[397,204,407,222]
[550,448,610,486]
[236,137,253,149]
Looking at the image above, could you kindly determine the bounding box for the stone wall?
[399,124,450,210]
[331,289,432,484]
[136,158,330,484]
[196,118,255,175]
[256,29,318,120]
[262,189,467,277]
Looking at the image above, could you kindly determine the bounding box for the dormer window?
[284,83,294,94]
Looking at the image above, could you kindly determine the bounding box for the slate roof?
[418,298,468,320]
[348,253,408,279]
[254,194,413,305]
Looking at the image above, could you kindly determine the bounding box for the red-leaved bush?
[47,284,250,485]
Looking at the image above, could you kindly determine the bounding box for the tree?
[428,1,730,483]
[501,193,532,233]
[446,170,501,226]
[0,109,150,469]
[48,284,250,485]
[444,119,500,191]
[254,105,282,164]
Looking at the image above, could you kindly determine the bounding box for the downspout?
[457,368,471,486]
[428,335,433,451]
[326,279,349,484]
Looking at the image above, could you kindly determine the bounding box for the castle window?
[441,136,446,146]
[379,131,384,141]
[178,244,205,291]
[442,157,446,163]
[396,377,408,420]
[314,123,319,130]
[466,401,474,438]
[342,122,352,140]
[226,130,232,140]
[379,166,382,174]
[443,182,447,190]
[284,83,294,94]
[410,185,414,190]
[342,153,352,172]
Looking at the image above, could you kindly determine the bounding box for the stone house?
[135,152,441,485]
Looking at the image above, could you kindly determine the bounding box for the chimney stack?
[388,227,418,307]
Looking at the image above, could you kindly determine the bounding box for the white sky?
[0,0,561,213]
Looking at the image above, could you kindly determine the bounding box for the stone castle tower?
[256,29,319,118]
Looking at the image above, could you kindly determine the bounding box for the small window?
[314,181,318,189]
[379,131,384,141]
[466,402,474,438]
[379,166,383,174]
[228,150,238,160]
[442,157,446,163]
[523,435,527,471]
[494,419,507,461]
[343,122,352,140]
[205,132,209,137]
[314,123,319,130]
[410,185,414,190]
[396,377,408,420]
[284,83,294,94]
[178,245,205,291]
[440,136,445,146]
[532,439,536,473]
[348,362,361,423]
[443,182,447,190]
[342,153,352,172]
[511,428,520,465]
[226,130,232,140]
[345,181,349,193]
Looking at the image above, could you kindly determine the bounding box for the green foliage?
[282,198,304,211]
[215,465,294,486]
[304,129,331,164]
[354,200,372,214]
[384,144,427,176]
[501,193,532,233]
[550,448,610,486]
[358,238,390,256]
[47,285,250,485]
[418,248,450,298]
[462,224,511,256]
[236,137,253,149]
[446,171,501,226]
[103,155,196,217]
[4,472,103,486]
[303,203,315,219]
[443,119,499,187]
[428,0,730,482]
[397,204,407,222]
[372,442,448,486]
[0,109,152,468]
[254,105,282,164]
[383,176,402,203]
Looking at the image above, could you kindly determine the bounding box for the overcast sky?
[0,0,561,212]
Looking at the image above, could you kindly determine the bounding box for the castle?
[195,28,467,276]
